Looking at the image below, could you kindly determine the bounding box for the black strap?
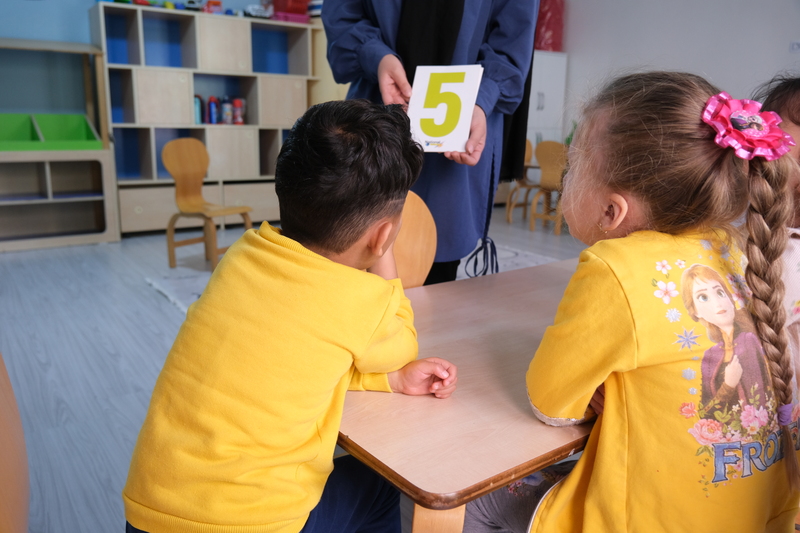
[395,0,465,83]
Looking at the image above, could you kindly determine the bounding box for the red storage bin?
[273,0,309,15]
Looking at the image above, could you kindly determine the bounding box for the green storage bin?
[33,114,103,151]
[0,114,43,151]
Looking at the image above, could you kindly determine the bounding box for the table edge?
[337,429,591,510]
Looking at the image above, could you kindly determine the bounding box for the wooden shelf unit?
[0,38,120,252]
[90,3,321,233]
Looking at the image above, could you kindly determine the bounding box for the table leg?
[411,503,465,533]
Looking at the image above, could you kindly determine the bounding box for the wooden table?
[337,260,593,532]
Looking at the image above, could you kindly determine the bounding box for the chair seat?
[179,202,253,219]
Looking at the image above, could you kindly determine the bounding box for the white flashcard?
[407,65,484,153]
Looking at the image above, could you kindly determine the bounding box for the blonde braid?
[743,157,796,489]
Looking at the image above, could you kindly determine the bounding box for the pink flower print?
[656,260,672,275]
[792,403,800,423]
[675,259,686,268]
[689,419,724,445]
[680,402,697,418]
[793,299,800,315]
[654,281,678,304]
[724,430,742,442]
[740,404,769,434]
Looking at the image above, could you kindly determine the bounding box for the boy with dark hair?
[123,100,458,533]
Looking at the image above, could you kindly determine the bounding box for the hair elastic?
[778,403,794,426]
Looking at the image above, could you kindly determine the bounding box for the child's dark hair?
[576,71,796,486]
[275,99,423,254]
[753,73,800,124]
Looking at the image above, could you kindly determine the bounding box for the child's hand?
[388,357,458,399]
[589,383,605,415]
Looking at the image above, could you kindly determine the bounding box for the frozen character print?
[680,264,773,421]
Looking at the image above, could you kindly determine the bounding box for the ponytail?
[743,157,796,489]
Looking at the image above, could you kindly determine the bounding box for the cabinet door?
[528,51,567,131]
[118,184,221,232]
[223,182,279,224]
[197,16,252,73]
[259,76,307,127]
[135,69,193,125]
[205,128,259,180]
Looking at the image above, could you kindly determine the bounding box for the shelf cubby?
[0,201,105,241]
[251,21,309,76]
[113,127,153,180]
[104,6,142,66]
[142,10,197,68]
[0,162,48,203]
[193,74,259,125]
[259,129,280,177]
[0,114,43,151]
[108,68,136,124]
[154,128,205,179]
[50,161,104,200]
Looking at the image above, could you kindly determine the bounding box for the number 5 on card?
[407,65,484,153]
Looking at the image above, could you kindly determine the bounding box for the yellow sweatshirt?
[123,224,418,533]
[528,231,799,532]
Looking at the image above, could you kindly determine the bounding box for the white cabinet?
[527,51,567,163]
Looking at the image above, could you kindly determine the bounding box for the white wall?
[561,0,800,132]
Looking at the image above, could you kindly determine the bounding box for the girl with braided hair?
[464,71,797,533]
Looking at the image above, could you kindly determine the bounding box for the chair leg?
[543,191,553,228]
[241,212,253,230]
[529,190,545,231]
[522,188,532,221]
[205,218,219,270]
[554,195,564,236]
[505,182,519,223]
[166,214,181,268]
[202,219,214,261]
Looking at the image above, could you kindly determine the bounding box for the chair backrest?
[0,352,29,533]
[394,191,437,289]
[524,139,533,166]
[535,141,568,190]
[162,138,211,213]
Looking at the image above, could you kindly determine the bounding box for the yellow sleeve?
[527,251,637,425]
[349,279,418,392]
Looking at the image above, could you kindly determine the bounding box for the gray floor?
[0,206,586,533]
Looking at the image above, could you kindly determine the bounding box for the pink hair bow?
[702,91,795,161]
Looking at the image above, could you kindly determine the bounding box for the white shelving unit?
[90,3,320,233]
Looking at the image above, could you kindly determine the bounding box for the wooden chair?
[505,139,539,223]
[394,191,437,289]
[162,138,253,270]
[0,352,29,533]
[529,140,567,234]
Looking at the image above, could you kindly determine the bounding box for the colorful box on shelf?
[0,114,102,151]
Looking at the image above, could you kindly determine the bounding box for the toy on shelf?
[184,0,204,11]
[232,99,245,125]
[221,96,233,124]
[272,0,309,23]
[244,4,272,18]
[202,0,223,13]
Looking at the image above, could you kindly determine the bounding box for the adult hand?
[388,357,458,399]
[589,383,605,415]
[378,54,412,106]
[444,105,486,166]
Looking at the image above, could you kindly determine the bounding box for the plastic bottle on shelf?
[207,96,220,124]
[232,98,245,125]
[221,96,233,125]
[194,95,203,125]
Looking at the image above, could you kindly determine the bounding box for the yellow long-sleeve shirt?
[123,224,418,533]
[528,230,799,532]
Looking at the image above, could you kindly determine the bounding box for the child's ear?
[367,218,398,257]
[600,193,629,232]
